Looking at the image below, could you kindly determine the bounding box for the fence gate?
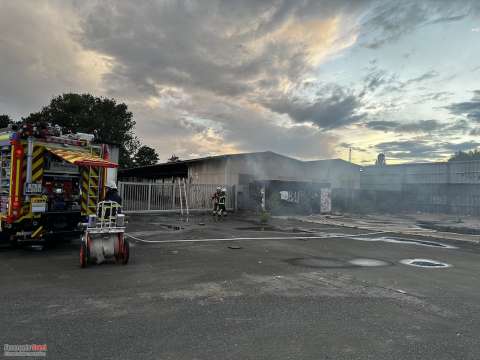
[118,182,235,213]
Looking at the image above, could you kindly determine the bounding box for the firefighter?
[105,181,122,205]
[212,186,221,215]
[217,188,227,217]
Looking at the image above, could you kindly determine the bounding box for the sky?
[0,0,479,164]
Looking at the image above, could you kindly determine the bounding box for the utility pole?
[348,147,352,163]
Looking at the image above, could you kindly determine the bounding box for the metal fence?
[118,182,235,213]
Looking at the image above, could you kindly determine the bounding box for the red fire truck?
[0,123,118,245]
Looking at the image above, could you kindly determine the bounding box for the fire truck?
[0,123,118,245]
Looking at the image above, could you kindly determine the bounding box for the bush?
[259,210,270,224]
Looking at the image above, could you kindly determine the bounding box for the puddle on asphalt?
[400,259,450,268]
[348,258,390,267]
[350,236,457,249]
[286,257,391,269]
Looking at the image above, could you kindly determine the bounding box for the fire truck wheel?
[80,242,88,268]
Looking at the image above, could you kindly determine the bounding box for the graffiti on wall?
[320,188,331,213]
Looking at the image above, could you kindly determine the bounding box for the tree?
[133,146,159,167]
[23,93,139,168]
[375,153,386,166]
[0,114,13,128]
[168,154,180,162]
[449,150,480,162]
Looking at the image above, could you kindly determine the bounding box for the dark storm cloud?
[78,0,359,99]
[446,90,480,122]
[264,87,365,129]
[76,0,474,101]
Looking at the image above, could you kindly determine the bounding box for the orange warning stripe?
[46,147,117,168]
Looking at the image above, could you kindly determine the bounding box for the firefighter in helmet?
[101,181,122,219]
[105,181,122,205]
[217,188,227,216]
[212,186,221,215]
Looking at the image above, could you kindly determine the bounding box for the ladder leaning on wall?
[176,178,189,216]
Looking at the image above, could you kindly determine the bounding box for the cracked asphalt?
[1,213,479,359]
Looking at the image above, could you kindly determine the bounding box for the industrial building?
[119,151,360,185]
[119,151,480,216]
[359,160,480,215]
[119,151,359,213]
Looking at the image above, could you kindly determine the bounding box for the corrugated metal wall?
[358,161,480,215]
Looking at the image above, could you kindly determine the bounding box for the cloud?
[363,69,390,92]
[374,140,438,159]
[264,85,365,129]
[128,90,339,161]
[0,0,479,163]
[446,90,480,122]
[338,142,368,153]
[404,70,439,85]
[374,138,480,160]
[366,119,444,133]
[414,91,453,104]
[0,1,112,118]
[360,1,478,49]
[361,67,440,97]
[78,0,360,101]
[443,140,480,152]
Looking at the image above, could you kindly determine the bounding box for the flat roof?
[120,151,303,173]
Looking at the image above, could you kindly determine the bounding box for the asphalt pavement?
[1,213,479,359]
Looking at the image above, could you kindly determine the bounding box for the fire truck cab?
[0,123,118,244]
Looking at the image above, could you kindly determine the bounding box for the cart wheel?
[115,234,129,265]
[80,242,88,268]
[86,234,92,263]
[121,239,130,265]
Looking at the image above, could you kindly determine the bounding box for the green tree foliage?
[0,114,13,128]
[449,150,480,162]
[133,145,159,167]
[23,93,139,168]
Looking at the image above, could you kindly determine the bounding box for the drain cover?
[400,259,450,268]
[349,258,389,267]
